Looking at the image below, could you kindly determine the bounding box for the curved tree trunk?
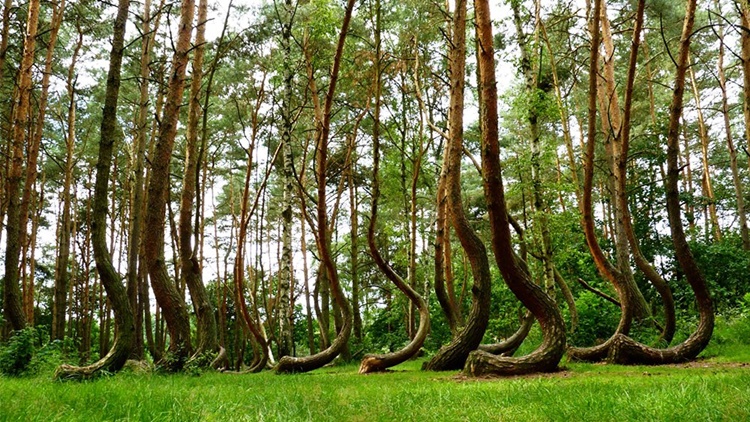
[462,0,566,377]
[567,0,633,362]
[607,0,713,364]
[359,0,429,373]
[615,0,675,344]
[55,0,135,380]
[180,0,219,362]
[478,311,534,356]
[423,0,491,371]
[144,0,195,369]
[275,0,356,374]
[433,173,461,335]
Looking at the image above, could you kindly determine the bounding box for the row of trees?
[1,0,749,378]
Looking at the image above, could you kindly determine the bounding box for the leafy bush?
[0,328,37,376]
[568,291,619,347]
[27,339,66,376]
[689,238,750,313]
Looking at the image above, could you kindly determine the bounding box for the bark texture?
[462,0,566,377]
[275,0,356,374]
[606,0,714,364]
[55,0,135,380]
[144,0,195,368]
[3,0,41,332]
[359,1,430,372]
[423,0,491,371]
[180,0,219,362]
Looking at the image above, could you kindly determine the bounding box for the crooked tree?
[55,0,135,380]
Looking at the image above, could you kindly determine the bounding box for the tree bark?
[179,0,219,362]
[423,0,491,371]
[275,0,356,374]
[53,17,81,341]
[608,0,713,363]
[3,0,41,332]
[462,0,566,377]
[55,0,135,380]
[276,0,296,358]
[127,0,164,361]
[360,0,430,373]
[144,0,195,369]
[615,0,675,344]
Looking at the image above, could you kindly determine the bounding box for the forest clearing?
[2,0,750,415]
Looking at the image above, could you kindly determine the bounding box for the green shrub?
[568,291,619,346]
[0,328,37,376]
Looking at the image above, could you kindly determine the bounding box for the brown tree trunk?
[143,0,195,369]
[608,0,714,363]
[462,0,566,377]
[609,0,714,365]
[715,1,750,251]
[3,0,41,332]
[19,0,64,328]
[423,0,491,371]
[567,0,633,362]
[55,0,135,380]
[688,62,722,241]
[359,0,430,373]
[179,0,219,362]
[275,0,356,374]
[127,0,164,361]
[299,213,316,354]
[53,19,81,341]
[615,0,675,344]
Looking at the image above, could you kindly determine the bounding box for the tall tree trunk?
[19,0,65,328]
[127,0,164,361]
[360,0,429,373]
[615,0,675,344]
[715,1,749,250]
[349,170,362,342]
[595,0,651,322]
[608,0,714,363]
[299,213,316,354]
[741,1,750,177]
[275,0,356,374]
[462,0,566,377]
[143,0,196,369]
[567,0,633,362]
[688,62,722,241]
[179,0,219,362]
[53,20,82,341]
[423,0,491,371]
[55,0,135,380]
[276,0,296,358]
[3,0,41,332]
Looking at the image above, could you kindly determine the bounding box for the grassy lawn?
[0,355,748,421]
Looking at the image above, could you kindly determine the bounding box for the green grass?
[0,356,748,421]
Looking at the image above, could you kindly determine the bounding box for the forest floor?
[0,346,748,421]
